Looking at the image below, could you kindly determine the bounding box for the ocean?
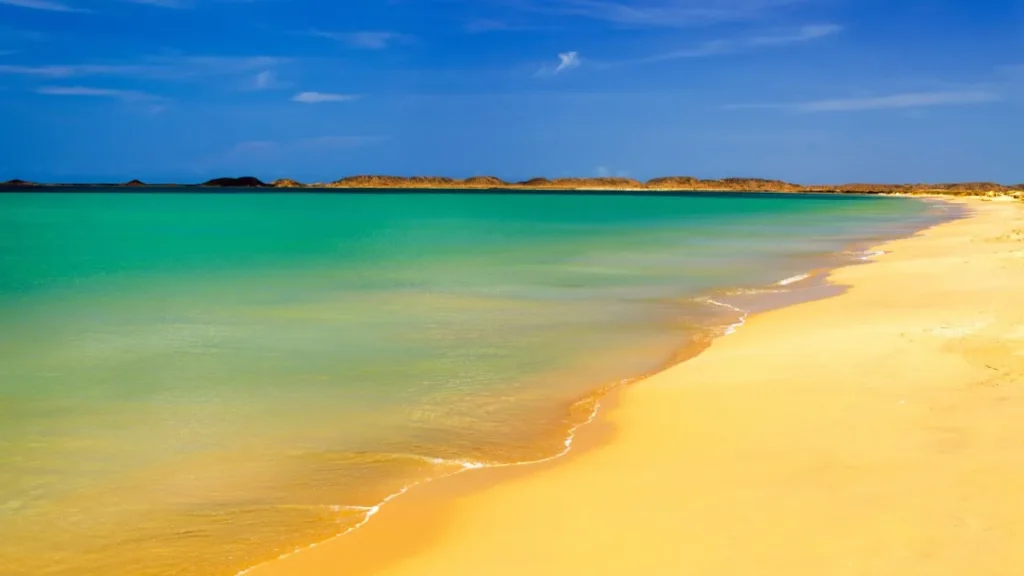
[0,190,957,575]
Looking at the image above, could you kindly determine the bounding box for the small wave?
[235,381,615,576]
[700,298,749,336]
[722,287,785,296]
[776,273,811,286]
[375,452,489,470]
[859,250,886,261]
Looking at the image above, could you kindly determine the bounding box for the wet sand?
[248,197,1024,576]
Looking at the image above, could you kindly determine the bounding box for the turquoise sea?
[0,190,956,575]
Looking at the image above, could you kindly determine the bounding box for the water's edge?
[234,198,968,576]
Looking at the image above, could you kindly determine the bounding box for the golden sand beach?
[249,197,1024,576]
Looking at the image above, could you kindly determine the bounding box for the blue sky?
[0,0,1021,183]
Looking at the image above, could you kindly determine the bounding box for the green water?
[0,191,953,575]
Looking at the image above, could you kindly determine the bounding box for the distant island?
[2,175,1022,198]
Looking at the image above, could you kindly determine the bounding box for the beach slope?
[251,198,1024,576]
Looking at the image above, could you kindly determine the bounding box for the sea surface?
[0,190,957,575]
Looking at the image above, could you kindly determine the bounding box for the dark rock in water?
[123,179,146,187]
[202,176,268,187]
[2,179,37,187]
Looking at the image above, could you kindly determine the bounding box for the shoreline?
[250,196,1024,576]
[2,182,1022,200]
[241,200,973,576]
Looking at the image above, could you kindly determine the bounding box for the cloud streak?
[608,23,840,66]
[251,69,286,90]
[36,85,164,101]
[727,90,1001,112]
[124,0,191,7]
[512,0,807,28]
[310,30,411,50]
[0,0,87,12]
[0,56,286,80]
[291,91,360,103]
[463,19,549,33]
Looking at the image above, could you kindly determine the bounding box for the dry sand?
[249,198,1024,576]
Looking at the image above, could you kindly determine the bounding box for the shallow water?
[0,191,955,575]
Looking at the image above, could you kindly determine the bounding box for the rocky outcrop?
[122,179,146,187]
[1,179,37,187]
[271,179,304,188]
[202,176,268,187]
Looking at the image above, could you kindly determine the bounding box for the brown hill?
[518,178,553,187]
[462,176,507,187]
[271,178,304,188]
[646,176,701,189]
[547,177,645,188]
[329,175,460,188]
[122,179,146,187]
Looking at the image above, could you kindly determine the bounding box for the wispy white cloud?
[726,90,1001,112]
[538,51,581,76]
[123,0,190,7]
[0,56,286,80]
[0,0,87,12]
[465,19,515,33]
[512,0,807,28]
[0,64,147,77]
[463,19,550,33]
[748,23,840,45]
[296,135,388,148]
[310,30,411,50]
[609,23,840,66]
[556,51,581,73]
[36,85,165,101]
[291,91,360,103]
[251,69,287,90]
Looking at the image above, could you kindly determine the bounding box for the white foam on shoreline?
[238,265,827,575]
[234,381,613,576]
[701,297,749,336]
[776,273,811,286]
[236,269,838,575]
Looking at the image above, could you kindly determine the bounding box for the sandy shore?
[249,198,1024,576]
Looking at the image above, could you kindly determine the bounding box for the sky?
[0,0,1021,184]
